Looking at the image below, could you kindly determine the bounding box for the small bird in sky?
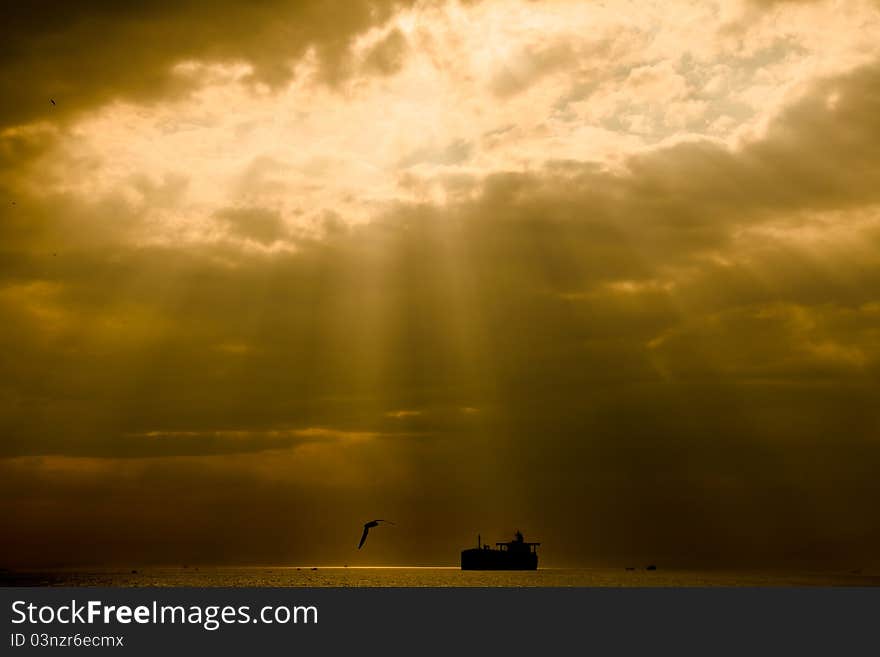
[358,519,395,549]
[50,98,56,106]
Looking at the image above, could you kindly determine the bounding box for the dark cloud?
[490,41,576,98]
[2,39,880,568]
[214,206,288,244]
[0,0,423,129]
[362,28,409,76]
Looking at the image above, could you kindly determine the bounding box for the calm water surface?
[3,567,878,587]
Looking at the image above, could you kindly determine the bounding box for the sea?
[2,567,878,587]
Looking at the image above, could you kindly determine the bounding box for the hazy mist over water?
[3,567,878,588]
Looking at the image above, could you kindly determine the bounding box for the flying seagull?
[50,99,56,106]
[358,519,395,549]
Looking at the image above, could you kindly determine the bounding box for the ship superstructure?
[460,531,540,570]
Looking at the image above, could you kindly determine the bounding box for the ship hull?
[460,548,538,570]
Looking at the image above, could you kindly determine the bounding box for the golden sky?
[2,0,880,568]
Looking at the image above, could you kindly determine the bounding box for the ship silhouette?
[460,530,540,570]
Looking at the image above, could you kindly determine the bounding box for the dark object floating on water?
[461,530,539,570]
[646,565,657,571]
[625,567,636,571]
[311,567,318,571]
[130,570,138,574]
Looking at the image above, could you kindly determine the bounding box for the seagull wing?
[358,525,370,549]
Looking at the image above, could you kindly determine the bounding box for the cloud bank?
[1,0,879,569]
